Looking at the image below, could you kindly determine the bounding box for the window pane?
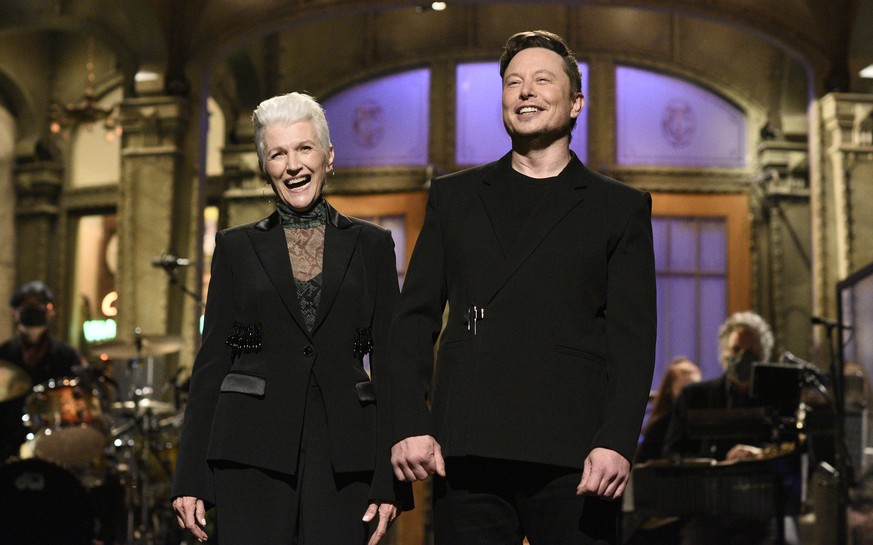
[668,218,697,271]
[699,276,727,377]
[654,212,729,381]
[699,218,727,271]
[616,66,746,167]
[324,69,430,167]
[666,276,697,360]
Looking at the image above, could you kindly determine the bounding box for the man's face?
[721,327,763,384]
[501,47,583,145]
[13,295,54,332]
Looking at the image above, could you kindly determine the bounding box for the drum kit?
[0,331,188,545]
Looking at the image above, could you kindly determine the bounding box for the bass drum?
[25,376,107,469]
[0,458,95,545]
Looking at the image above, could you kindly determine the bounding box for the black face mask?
[18,306,48,327]
[726,350,757,383]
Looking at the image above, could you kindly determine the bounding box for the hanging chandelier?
[50,38,120,140]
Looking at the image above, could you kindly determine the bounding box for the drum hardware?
[113,402,182,545]
[13,351,185,544]
[98,326,185,545]
[0,359,32,402]
[92,331,185,361]
[113,398,178,416]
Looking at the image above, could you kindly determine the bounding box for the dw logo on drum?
[14,471,46,491]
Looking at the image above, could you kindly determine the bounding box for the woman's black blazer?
[172,201,406,506]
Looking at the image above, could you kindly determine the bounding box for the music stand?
[750,362,805,415]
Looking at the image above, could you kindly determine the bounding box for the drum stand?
[111,356,181,545]
[93,327,185,544]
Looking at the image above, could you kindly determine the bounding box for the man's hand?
[172,495,208,542]
[391,435,446,481]
[576,447,630,500]
[725,444,763,461]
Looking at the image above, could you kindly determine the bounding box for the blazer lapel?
[312,202,360,333]
[248,212,310,336]
[480,155,589,304]
[478,155,517,258]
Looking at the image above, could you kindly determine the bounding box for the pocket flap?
[220,372,266,396]
[355,380,376,403]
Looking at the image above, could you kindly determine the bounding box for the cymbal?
[112,398,177,415]
[92,334,184,359]
[0,359,32,402]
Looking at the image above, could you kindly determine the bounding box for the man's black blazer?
[388,153,657,468]
[172,201,407,506]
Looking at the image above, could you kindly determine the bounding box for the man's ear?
[570,93,584,119]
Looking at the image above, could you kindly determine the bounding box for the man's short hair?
[499,30,582,97]
[10,280,55,308]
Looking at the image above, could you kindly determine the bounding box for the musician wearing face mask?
[662,311,783,545]
[0,281,84,460]
[664,311,774,462]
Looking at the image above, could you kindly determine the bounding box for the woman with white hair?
[172,92,408,544]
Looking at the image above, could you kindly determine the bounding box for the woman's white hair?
[717,311,774,363]
[252,92,332,172]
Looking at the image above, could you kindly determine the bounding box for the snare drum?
[25,377,107,468]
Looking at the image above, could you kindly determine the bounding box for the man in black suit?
[388,30,657,544]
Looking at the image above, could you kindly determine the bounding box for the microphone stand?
[160,264,203,307]
[814,318,850,545]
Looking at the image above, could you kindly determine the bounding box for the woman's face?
[262,120,334,212]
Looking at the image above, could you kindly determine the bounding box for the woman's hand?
[173,495,208,542]
[363,501,399,545]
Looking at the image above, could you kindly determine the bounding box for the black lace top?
[277,199,326,333]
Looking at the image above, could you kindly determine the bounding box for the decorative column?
[754,139,812,358]
[814,94,873,326]
[115,95,194,342]
[0,107,16,335]
[220,129,270,229]
[814,92,873,545]
[12,161,64,296]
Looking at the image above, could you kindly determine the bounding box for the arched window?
[323,68,431,168]
[615,66,746,168]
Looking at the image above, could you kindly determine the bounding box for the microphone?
[810,315,852,330]
[152,253,191,269]
[781,351,828,380]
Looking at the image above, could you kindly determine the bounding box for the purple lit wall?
[324,68,430,167]
[616,66,746,167]
[455,62,589,166]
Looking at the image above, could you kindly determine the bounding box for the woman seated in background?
[623,357,701,545]
[637,357,702,464]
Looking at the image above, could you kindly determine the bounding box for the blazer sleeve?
[593,191,658,462]
[171,231,236,505]
[367,229,414,509]
[387,181,447,445]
